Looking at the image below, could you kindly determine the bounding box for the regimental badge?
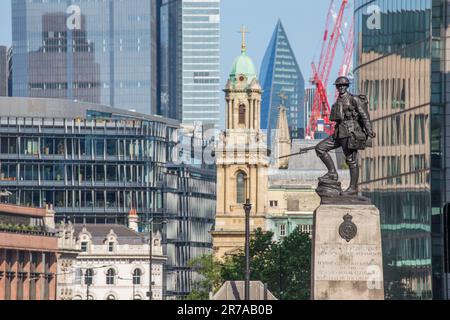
[339,213,357,242]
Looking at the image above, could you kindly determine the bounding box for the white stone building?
[57,215,166,300]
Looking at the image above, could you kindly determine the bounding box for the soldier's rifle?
[277,146,317,160]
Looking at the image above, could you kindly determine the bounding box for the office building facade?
[0,97,178,225]
[158,0,221,127]
[303,87,315,129]
[355,0,449,300]
[11,0,158,115]
[0,203,59,300]
[0,46,7,97]
[260,20,305,142]
[163,164,216,299]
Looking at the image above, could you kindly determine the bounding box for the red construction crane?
[306,0,350,139]
[339,20,354,79]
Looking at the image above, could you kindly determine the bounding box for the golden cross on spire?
[279,91,288,106]
[239,25,249,52]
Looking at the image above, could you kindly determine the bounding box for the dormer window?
[108,242,115,252]
[81,242,88,252]
[238,104,246,124]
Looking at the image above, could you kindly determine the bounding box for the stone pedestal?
[312,205,384,300]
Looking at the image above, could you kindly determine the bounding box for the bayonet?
[278,146,317,160]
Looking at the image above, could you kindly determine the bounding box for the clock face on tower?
[239,75,245,82]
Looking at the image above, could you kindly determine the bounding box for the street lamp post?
[138,218,154,301]
[136,217,167,300]
[149,218,153,301]
[243,198,252,301]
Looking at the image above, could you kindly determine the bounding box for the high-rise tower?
[11,0,158,115]
[260,20,305,143]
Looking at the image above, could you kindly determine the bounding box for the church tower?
[273,94,292,169]
[212,30,269,259]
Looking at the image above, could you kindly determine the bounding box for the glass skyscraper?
[11,0,158,115]
[0,46,7,97]
[355,0,449,300]
[159,0,220,127]
[260,20,305,142]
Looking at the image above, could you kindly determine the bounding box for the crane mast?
[306,0,352,139]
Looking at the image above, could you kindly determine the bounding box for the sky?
[221,0,333,88]
[0,0,347,119]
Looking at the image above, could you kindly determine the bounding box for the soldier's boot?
[319,154,339,181]
[341,167,359,196]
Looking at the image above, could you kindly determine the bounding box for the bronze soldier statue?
[315,76,376,196]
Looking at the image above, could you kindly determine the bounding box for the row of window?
[12,189,163,211]
[361,154,429,185]
[1,163,158,184]
[78,268,143,286]
[0,136,163,160]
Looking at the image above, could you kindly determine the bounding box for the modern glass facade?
[11,0,158,115]
[163,164,216,299]
[355,0,448,300]
[0,98,178,225]
[304,87,315,132]
[0,46,7,97]
[159,0,220,127]
[158,0,183,122]
[260,20,305,142]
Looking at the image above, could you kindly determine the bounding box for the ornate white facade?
[57,222,166,300]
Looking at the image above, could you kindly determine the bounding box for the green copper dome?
[229,50,257,85]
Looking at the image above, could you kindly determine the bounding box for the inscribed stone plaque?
[311,205,384,300]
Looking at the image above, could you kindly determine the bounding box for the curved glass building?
[0,97,178,225]
[355,0,448,299]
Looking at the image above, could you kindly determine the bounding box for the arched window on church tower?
[236,171,247,204]
[238,104,246,124]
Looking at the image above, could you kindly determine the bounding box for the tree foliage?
[187,227,312,300]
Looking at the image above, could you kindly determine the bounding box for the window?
[108,242,115,252]
[81,242,88,252]
[133,269,142,285]
[236,171,247,204]
[106,269,116,285]
[279,224,287,237]
[270,201,278,207]
[75,269,83,285]
[85,269,94,286]
[238,104,246,124]
[106,294,116,300]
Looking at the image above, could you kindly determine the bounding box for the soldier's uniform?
[316,92,372,169]
[315,76,374,196]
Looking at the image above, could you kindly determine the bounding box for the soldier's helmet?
[334,76,351,87]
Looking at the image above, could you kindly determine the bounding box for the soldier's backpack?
[348,94,373,149]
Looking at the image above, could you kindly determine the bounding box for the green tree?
[186,254,223,300]
[270,229,311,300]
[186,227,311,300]
[220,228,275,282]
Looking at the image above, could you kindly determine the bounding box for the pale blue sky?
[0,0,349,108]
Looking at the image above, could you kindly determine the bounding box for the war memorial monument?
[307,76,384,300]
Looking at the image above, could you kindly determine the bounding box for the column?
[257,99,260,129]
[11,250,18,300]
[35,252,43,300]
[0,249,5,300]
[49,253,57,300]
[253,99,257,130]
[247,100,251,129]
[23,250,30,300]
[227,99,232,129]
